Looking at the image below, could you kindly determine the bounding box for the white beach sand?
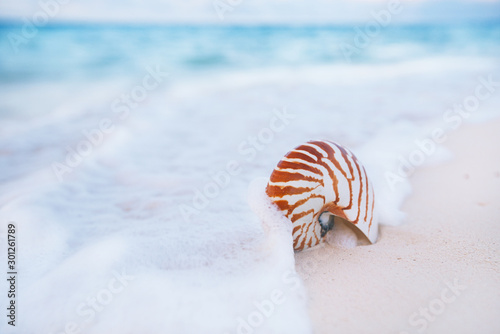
[295,119,500,334]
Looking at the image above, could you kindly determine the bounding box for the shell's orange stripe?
[292,224,302,235]
[307,236,313,248]
[284,193,325,216]
[285,151,317,164]
[324,142,349,180]
[314,153,340,205]
[293,226,304,249]
[291,208,315,223]
[299,221,314,250]
[271,199,291,212]
[362,166,370,223]
[265,185,274,197]
[296,144,323,160]
[337,147,354,210]
[304,142,330,160]
[335,144,356,180]
[309,141,334,157]
[276,160,322,176]
[270,170,323,184]
[351,156,364,224]
[315,141,355,207]
[313,227,320,244]
[266,185,316,198]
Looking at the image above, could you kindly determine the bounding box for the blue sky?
[0,0,499,24]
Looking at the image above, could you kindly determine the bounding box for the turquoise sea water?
[1,22,499,83]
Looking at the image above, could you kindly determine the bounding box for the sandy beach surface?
[295,119,500,334]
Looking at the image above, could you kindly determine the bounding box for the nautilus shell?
[266,140,378,251]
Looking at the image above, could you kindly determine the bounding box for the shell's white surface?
[266,140,378,251]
